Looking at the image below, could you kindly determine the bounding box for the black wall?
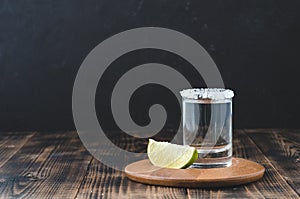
[0,0,300,131]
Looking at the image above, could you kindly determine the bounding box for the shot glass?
[180,88,234,168]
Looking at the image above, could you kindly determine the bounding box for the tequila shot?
[180,88,234,168]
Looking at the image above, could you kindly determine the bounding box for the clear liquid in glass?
[183,100,232,168]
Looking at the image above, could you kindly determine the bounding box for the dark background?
[0,0,300,132]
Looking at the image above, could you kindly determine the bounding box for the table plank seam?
[0,130,298,198]
[0,132,36,169]
[243,130,300,197]
[73,157,94,199]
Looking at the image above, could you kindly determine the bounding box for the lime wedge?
[147,139,198,169]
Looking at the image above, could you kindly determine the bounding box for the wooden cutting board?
[125,158,265,188]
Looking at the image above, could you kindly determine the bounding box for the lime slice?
[147,139,198,169]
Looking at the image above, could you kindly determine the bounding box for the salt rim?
[180,88,234,100]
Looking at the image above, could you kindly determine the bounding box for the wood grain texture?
[125,158,264,188]
[187,130,300,199]
[75,132,187,199]
[246,129,300,195]
[0,132,35,168]
[234,130,299,198]
[76,158,188,199]
[0,129,299,199]
[0,131,92,199]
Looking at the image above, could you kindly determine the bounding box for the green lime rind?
[182,148,198,169]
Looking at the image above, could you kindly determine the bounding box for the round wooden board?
[125,158,265,188]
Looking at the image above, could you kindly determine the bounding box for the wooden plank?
[0,131,92,199]
[234,130,299,198]
[75,133,188,199]
[76,158,188,199]
[0,130,297,198]
[246,129,300,195]
[0,132,35,168]
[187,187,250,199]
[244,128,300,134]
[243,128,274,133]
[187,130,300,199]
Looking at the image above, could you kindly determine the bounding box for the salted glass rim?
[180,88,234,100]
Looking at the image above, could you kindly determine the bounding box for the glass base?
[189,157,232,169]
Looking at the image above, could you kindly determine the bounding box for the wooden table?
[0,129,299,198]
